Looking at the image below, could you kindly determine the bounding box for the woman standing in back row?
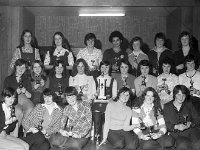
[10,29,41,70]
[44,32,74,74]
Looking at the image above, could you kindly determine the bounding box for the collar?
[53,47,68,57]
[42,102,60,110]
[2,103,11,112]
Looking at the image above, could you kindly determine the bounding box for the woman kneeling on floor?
[22,88,62,150]
[100,87,139,149]
[132,87,174,149]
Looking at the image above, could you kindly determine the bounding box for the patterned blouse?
[69,74,96,102]
[44,47,74,66]
[132,104,166,138]
[77,47,103,70]
[60,101,92,138]
[22,103,62,135]
[10,47,41,69]
[157,73,179,106]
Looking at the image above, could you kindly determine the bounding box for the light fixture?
[79,13,125,17]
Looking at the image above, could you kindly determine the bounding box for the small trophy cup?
[162,78,170,94]
[37,119,44,131]
[122,76,128,87]
[141,76,146,86]
[10,105,16,118]
[98,73,107,100]
[19,79,24,89]
[35,75,40,85]
[183,114,189,125]
[68,126,73,138]
[58,82,63,95]
[91,60,95,69]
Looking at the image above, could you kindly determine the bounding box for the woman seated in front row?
[132,87,174,149]
[50,86,92,150]
[22,88,62,150]
[163,85,200,150]
[100,87,139,149]
[0,87,29,150]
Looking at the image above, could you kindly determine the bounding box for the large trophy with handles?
[97,73,107,100]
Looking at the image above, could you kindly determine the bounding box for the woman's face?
[43,95,53,105]
[100,65,109,75]
[181,35,189,47]
[175,90,186,104]
[112,37,121,48]
[4,96,15,106]
[156,38,164,48]
[55,63,64,75]
[33,63,42,75]
[132,40,141,51]
[23,32,32,45]
[119,91,130,103]
[186,60,195,71]
[140,65,149,76]
[54,34,62,47]
[86,38,95,48]
[16,64,26,76]
[66,95,77,106]
[162,63,171,74]
[144,91,154,105]
[77,62,85,75]
[120,63,129,74]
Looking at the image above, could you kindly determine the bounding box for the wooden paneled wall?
[0,6,23,92]
[35,16,166,50]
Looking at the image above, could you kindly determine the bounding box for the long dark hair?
[50,59,67,78]
[30,60,47,82]
[134,87,163,117]
[52,32,71,51]
[71,58,90,76]
[17,29,38,48]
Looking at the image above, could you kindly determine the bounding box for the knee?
[176,137,192,150]
[70,140,82,150]
[193,140,200,150]
[40,141,50,150]
[126,138,139,150]
[111,140,124,149]
[32,132,46,144]
[161,135,175,148]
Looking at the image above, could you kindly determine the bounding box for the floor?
[83,140,175,150]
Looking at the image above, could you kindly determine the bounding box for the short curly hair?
[109,31,124,43]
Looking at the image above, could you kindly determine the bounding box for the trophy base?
[97,96,107,100]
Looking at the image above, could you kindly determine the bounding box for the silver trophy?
[98,73,107,99]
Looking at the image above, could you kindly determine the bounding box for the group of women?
[0,29,200,150]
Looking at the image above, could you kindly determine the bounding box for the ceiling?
[26,6,178,17]
[0,0,199,7]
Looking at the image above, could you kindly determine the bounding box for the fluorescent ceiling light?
[79,13,125,16]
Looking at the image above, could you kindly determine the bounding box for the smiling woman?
[10,29,41,70]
